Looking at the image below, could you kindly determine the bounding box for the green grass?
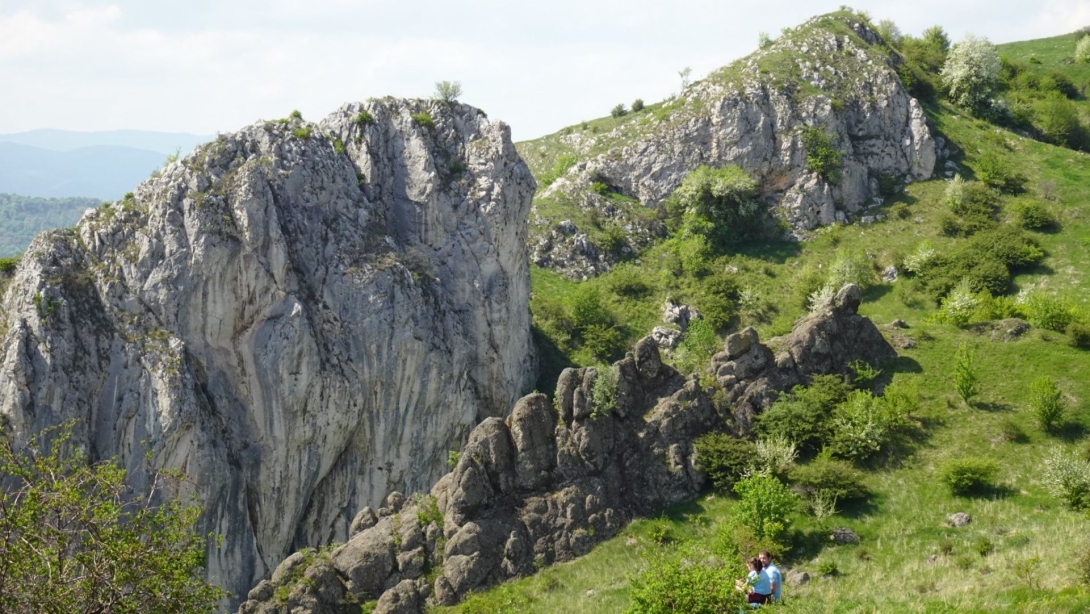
[440,25,1090,612]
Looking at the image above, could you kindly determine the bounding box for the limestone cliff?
[526,12,936,278]
[239,284,895,613]
[0,98,535,600]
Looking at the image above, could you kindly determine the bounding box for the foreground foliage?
[0,428,226,613]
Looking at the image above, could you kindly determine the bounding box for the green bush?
[539,154,578,186]
[1068,322,1090,349]
[800,126,842,183]
[828,389,911,461]
[1034,93,1089,150]
[611,104,627,118]
[433,80,462,103]
[973,150,1026,194]
[694,433,756,491]
[756,375,853,458]
[733,474,798,541]
[0,426,227,611]
[939,457,999,495]
[0,256,19,275]
[788,457,869,503]
[1027,376,1066,433]
[1020,292,1078,332]
[581,325,625,362]
[1013,199,1058,231]
[606,265,652,298]
[590,365,618,419]
[411,111,435,129]
[815,560,840,577]
[291,125,313,139]
[631,99,645,112]
[625,550,743,614]
[355,110,375,126]
[973,537,995,557]
[953,343,981,405]
[665,165,762,247]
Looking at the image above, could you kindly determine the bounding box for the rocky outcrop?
[530,12,936,278]
[240,284,895,612]
[0,98,535,601]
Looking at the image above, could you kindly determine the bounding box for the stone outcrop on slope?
[239,284,894,613]
[0,99,535,601]
[530,12,936,278]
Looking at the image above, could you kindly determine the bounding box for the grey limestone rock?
[532,14,935,278]
[0,97,535,604]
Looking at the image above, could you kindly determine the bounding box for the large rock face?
[240,284,896,613]
[0,98,535,600]
[530,12,936,278]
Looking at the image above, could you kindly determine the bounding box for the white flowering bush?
[902,241,938,274]
[1076,36,1090,64]
[753,436,798,476]
[933,278,980,326]
[941,34,1000,112]
[1043,450,1090,510]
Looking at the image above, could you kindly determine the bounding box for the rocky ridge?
[239,283,895,613]
[527,12,936,278]
[0,98,535,602]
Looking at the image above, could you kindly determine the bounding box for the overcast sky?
[3,1,1089,142]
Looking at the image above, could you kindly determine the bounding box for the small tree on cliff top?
[0,425,226,613]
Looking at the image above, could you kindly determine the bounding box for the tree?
[665,164,761,247]
[953,343,981,405]
[921,25,951,53]
[0,426,226,613]
[678,67,692,91]
[1077,36,1090,64]
[433,80,462,103]
[941,34,1001,113]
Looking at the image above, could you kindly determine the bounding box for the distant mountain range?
[0,129,212,201]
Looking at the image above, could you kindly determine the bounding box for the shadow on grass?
[734,240,804,264]
[659,498,709,523]
[1054,420,1087,442]
[971,400,1014,412]
[532,324,576,397]
[862,284,892,304]
[953,484,1018,500]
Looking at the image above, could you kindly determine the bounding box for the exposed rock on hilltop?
[0,99,534,601]
[240,284,894,613]
[526,12,936,278]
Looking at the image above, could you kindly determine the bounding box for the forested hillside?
[0,193,98,258]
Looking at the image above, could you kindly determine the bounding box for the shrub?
[1034,93,1088,150]
[631,98,644,112]
[1042,450,1090,510]
[815,560,840,577]
[0,256,18,276]
[411,111,435,129]
[433,80,462,103]
[933,278,979,326]
[1027,376,1066,433]
[758,32,773,49]
[1013,199,1057,231]
[0,426,227,612]
[788,457,869,503]
[800,126,842,183]
[1019,292,1078,332]
[828,391,890,460]
[939,457,999,495]
[539,154,578,186]
[953,343,981,405]
[590,365,618,419]
[625,549,743,614]
[355,110,375,127]
[941,34,1001,112]
[611,104,627,118]
[902,241,938,273]
[756,375,853,458]
[733,474,798,541]
[607,265,652,298]
[1068,322,1090,349]
[290,109,302,120]
[974,150,1026,194]
[581,325,625,362]
[974,536,995,557]
[672,317,718,375]
[665,165,762,247]
[753,437,798,477]
[967,226,1043,269]
[291,125,313,139]
[694,433,756,491]
[1076,36,1090,64]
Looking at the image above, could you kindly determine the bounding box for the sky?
[2,1,1089,142]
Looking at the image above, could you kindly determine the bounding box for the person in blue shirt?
[759,550,782,602]
[741,557,772,604]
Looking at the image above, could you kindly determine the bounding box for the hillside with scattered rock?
[521,11,936,279]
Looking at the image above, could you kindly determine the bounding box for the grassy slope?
[435,30,1090,614]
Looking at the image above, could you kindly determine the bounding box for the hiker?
[739,556,772,604]
[759,550,782,602]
